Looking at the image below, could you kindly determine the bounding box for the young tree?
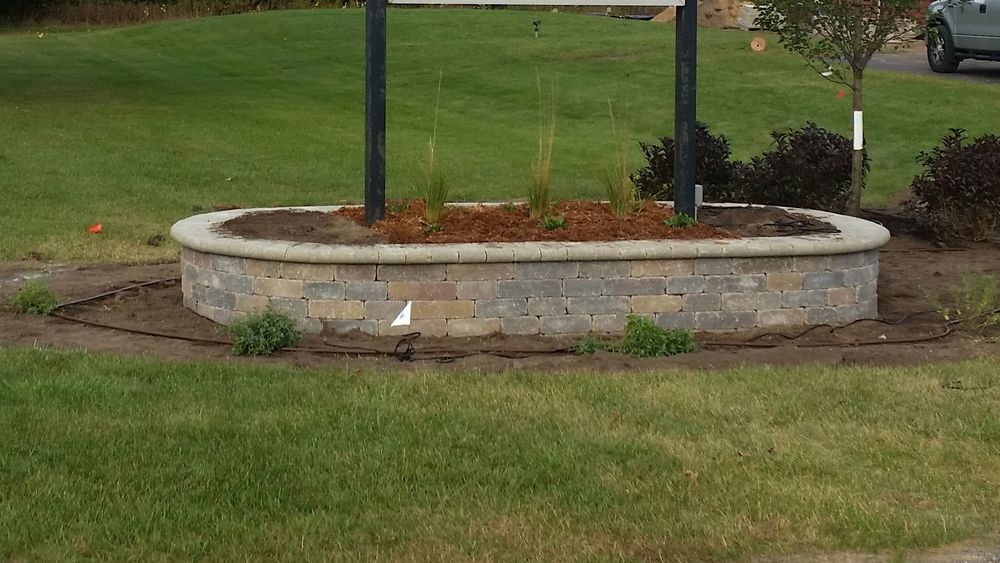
[756,0,922,215]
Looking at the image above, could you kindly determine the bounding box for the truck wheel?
[927,25,960,73]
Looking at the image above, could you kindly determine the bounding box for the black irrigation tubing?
[55,277,181,309]
[47,278,966,358]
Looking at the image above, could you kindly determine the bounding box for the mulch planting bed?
[3,225,1000,372]
[217,201,837,245]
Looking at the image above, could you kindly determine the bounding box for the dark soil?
[217,202,837,245]
[2,228,999,372]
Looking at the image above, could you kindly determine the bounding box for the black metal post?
[673,0,697,217]
[364,0,387,225]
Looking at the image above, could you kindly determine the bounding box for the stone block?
[245,259,281,278]
[631,294,683,313]
[857,282,877,303]
[845,264,878,286]
[457,281,497,299]
[345,281,388,301]
[806,306,841,326]
[303,281,346,300]
[694,258,733,275]
[268,297,307,318]
[211,255,246,274]
[388,281,457,301]
[694,311,756,331]
[683,293,722,312]
[564,279,604,297]
[802,270,846,290]
[364,300,408,320]
[376,264,446,282]
[631,259,695,277]
[757,308,807,326]
[498,279,562,298]
[254,277,303,298]
[323,319,378,336]
[705,274,766,294]
[827,286,857,306]
[603,277,667,296]
[448,318,501,337]
[580,261,630,278]
[211,271,254,294]
[501,316,541,335]
[235,293,269,313]
[185,249,212,269]
[379,319,448,337]
[665,275,707,295]
[203,287,236,310]
[591,314,629,333]
[528,297,568,316]
[281,262,337,281]
[721,292,770,312]
[412,300,474,320]
[476,298,528,318]
[793,255,830,272]
[540,315,592,335]
[446,263,514,281]
[767,272,803,292]
[514,262,579,280]
[731,256,792,274]
[334,264,377,281]
[782,290,828,308]
[309,300,364,320]
[655,312,695,330]
[567,296,630,315]
[829,252,866,270]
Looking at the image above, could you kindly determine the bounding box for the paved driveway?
[869,48,1000,84]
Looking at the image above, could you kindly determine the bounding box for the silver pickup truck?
[927,0,1000,72]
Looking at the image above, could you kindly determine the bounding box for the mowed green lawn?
[0,348,998,561]
[1,9,999,261]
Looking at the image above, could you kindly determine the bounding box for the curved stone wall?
[171,205,890,336]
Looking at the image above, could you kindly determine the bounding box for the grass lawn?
[1,9,999,262]
[1,348,998,560]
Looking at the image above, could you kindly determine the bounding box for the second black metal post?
[673,0,698,217]
[364,0,387,225]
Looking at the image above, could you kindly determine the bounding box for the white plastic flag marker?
[853,111,864,151]
[391,301,412,327]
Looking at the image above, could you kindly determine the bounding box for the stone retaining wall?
[180,247,879,337]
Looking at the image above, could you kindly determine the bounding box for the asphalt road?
[869,47,1000,84]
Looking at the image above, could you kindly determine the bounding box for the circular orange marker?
[750,37,767,52]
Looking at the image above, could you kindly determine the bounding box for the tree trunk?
[848,70,865,216]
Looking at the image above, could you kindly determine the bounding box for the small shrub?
[664,213,696,228]
[633,122,742,203]
[737,122,865,213]
[927,271,1000,334]
[423,222,443,233]
[228,308,301,356]
[9,281,58,315]
[529,77,557,220]
[541,214,566,230]
[500,202,517,213]
[909,129,1000,241]
[617,315,695,358]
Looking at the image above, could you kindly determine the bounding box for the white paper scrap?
[391,301,412,327]
[820,70,833,77]
[853,111,864,150]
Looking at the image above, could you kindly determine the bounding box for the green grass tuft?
[8,281,58,315]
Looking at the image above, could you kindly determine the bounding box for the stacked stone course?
[182,248,879,336]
